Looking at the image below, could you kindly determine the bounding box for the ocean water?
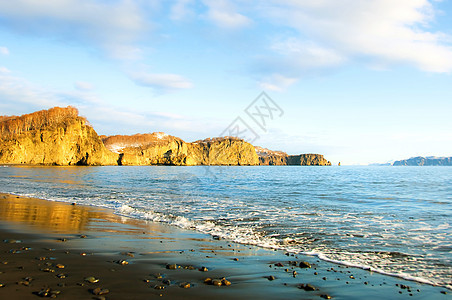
[0,165,451,289]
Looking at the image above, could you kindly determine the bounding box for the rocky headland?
[0,107,117,165]
[102,134,259,166]
[255,146,331,166]
[0,107,330,166]
[392,156,452,166]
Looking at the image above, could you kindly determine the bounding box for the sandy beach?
[0,193,449,299]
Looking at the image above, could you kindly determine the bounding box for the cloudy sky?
[1,0,451,165]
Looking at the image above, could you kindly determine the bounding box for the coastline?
[0,193,449,299]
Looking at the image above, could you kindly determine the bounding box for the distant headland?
[0,106,331,166]
[392,156,452,166]
[370,157,452,166]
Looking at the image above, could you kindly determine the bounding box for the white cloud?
[108,45,144,61]
[0,46,9,55]
[0,67,11,74]
[74,81,94,91]
[254,39,346,90]
[129,72,193,91]
[0,72,64,112]
[170,0,195,21]
[271,39,345,68]
[0,0,148,59]
[259,74,298,91]
[265,0,452,73]
[202,0,252,29]
[0,71,190,135]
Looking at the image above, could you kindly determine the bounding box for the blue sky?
[0,0,451,165]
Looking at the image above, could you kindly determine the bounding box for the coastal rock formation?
[102,135,259,166]
[255,146,331,166]
[190,137,259,166]
[255,146,288,165]
[287,154,332,166]
[393,156,452,166]
[0,107,329,166]
[101,132,189,165]
[0,107,117,165]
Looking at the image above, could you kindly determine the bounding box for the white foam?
[307,252,437,286]
[110,204,451,290]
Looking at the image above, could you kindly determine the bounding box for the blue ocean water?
[0,165,451,288]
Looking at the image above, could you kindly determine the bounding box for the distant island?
[393,156,452,166]
[0,106,331,166]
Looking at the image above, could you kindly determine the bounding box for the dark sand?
[0,193,450,299]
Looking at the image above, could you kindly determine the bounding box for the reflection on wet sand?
[0,193,177,236]
[0,193,110,233]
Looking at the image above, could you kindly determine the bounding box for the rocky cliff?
[0,107,330,166]
[102,134,259,166]
[393,156,452,166]
[255,146,331,166]
[255,146,288,165]
[190,137,259,166]
[0,107,117,165]
[287,154,331,166]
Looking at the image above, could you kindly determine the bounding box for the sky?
[0,0,452,165]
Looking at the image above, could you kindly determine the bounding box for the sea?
[0,165,451,289]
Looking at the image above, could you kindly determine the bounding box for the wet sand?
[0,193,449,299]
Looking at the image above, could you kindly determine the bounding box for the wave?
[115,204,451,290]
[2,189,450,291]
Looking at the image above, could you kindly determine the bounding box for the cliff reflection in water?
[0,194,112,233]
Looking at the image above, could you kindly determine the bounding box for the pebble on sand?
[267,275,276,281]
[204,277,231,287]
[299,283,316,291]
[84,276,100,283]
[36,288,61,298]
[299,261,311,268]
[212,279,222,286]
[221,278,231,286]
[41,268,55,273]
[166,264,178,270]
[92,288,109,295]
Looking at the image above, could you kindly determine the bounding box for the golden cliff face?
[103,134,259,166]
[0,107,117,165]
[189,137,259,166]
[0,107,329,166]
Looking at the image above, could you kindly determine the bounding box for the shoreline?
[0,193,449,299]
